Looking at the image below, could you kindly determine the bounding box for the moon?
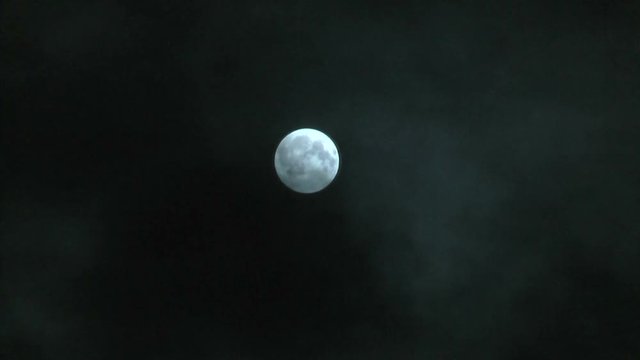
[274,128,340,193]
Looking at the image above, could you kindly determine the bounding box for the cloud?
[1,197,104,359]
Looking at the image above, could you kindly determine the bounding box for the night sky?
[2,0,640,359]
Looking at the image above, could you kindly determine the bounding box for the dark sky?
[2,0,640,359]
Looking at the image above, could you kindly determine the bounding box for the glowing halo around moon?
[274,128,340,193]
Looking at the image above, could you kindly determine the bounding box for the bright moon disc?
[274,128,340,193]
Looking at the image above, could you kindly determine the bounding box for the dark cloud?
[2,0,639,359]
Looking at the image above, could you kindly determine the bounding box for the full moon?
[274,128,340,193]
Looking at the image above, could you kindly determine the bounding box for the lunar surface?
[274,128,340,193]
